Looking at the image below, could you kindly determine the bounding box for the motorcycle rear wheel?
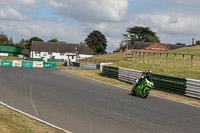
[131,87,136,96]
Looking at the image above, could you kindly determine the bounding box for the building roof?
[133,41,154,49]
[162,43,185,50]
[31,41,94,55]
[131,41,184,50]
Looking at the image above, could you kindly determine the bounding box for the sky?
[0,0,200,51]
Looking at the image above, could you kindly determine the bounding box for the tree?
[123,26,160,47]
[0,32,14,45]
[85,30,107,54]
[25,37,43,49]
[47,38,59,42]
[15,38,27,50]
[196,40,200,45]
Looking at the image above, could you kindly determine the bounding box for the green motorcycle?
[131,76,154,98]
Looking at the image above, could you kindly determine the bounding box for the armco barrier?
[71,62,80,67]
[80,63,97,70]
[43,62,56,68]
[12,60,22,67]
[22,61,33,67]
[102,65,200,99]
[102,66,118,79]
[186,79,200,99]
[33,61,43,68]
[1,60,12,67]
[118,67,142,83]
[151,73,187,95]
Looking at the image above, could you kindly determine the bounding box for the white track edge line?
[65,70,200,108]
[0,101,72,133]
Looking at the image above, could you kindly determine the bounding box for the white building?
[30,41,94,62]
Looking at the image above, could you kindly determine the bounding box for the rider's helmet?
[146,70,152,78]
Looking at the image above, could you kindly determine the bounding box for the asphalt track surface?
[0,67,199,133]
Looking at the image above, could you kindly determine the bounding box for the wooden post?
[148,53,150,64]
[191,55,193,67]
[143,52,145,64]
[174,54,176,68]
[153,53,155,64]
[139,52,141,63]
[160,53,162,65]
[182,54,184,67]
[135,52,137,62]
[166,53,168,66]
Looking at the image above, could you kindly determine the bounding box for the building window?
[157,45,160,48]
[35,51,41,54]
[48,52,52,55]
[60,53,64,56]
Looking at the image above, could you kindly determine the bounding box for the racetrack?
[0,67,199,133]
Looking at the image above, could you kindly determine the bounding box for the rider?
[133,70,152,89]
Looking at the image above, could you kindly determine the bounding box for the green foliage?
[196,40,200,45]
[123,26,160,48]
[15,39,27,50]
[26,37,44,49]
[0,32,14,45]
[47,38,59,42]
[85,30,107,54]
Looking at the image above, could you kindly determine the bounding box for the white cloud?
[0,20,86,43]
[48,0,128,22]
[0,8,27,20]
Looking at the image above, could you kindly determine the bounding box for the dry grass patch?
[67,70,200,106]
[0,104,66,133]
[0,56,23,60]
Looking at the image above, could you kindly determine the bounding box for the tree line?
[0,31,107,55]
[1,26,196,55]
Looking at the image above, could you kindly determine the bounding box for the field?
[84,45,200,79]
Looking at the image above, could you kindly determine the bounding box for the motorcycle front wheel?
[141,89,150,98]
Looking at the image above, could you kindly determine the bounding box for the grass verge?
[0,104,66,133]
[67,70,200,106]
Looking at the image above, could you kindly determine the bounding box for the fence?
[126,51,200,68]
[77,58,118,64]
[102,65,200,99]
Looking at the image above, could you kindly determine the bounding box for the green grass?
[86,46,200,80]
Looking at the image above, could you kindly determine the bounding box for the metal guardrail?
[102,65,200,99]
[118,67,142,83]
[80,63,97,70]
[186,79,200,99]
[71,62,100,70]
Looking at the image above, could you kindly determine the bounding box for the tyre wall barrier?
[0,60,57,69]
[33,61,43,68]
[22,61,33,67]
[1,60,12,67]
[12,60,22,67]
[102,65,199,99]
[43,62,56,68]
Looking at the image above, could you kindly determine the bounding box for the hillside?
[164,45,200,55]
[86,46,200,79]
